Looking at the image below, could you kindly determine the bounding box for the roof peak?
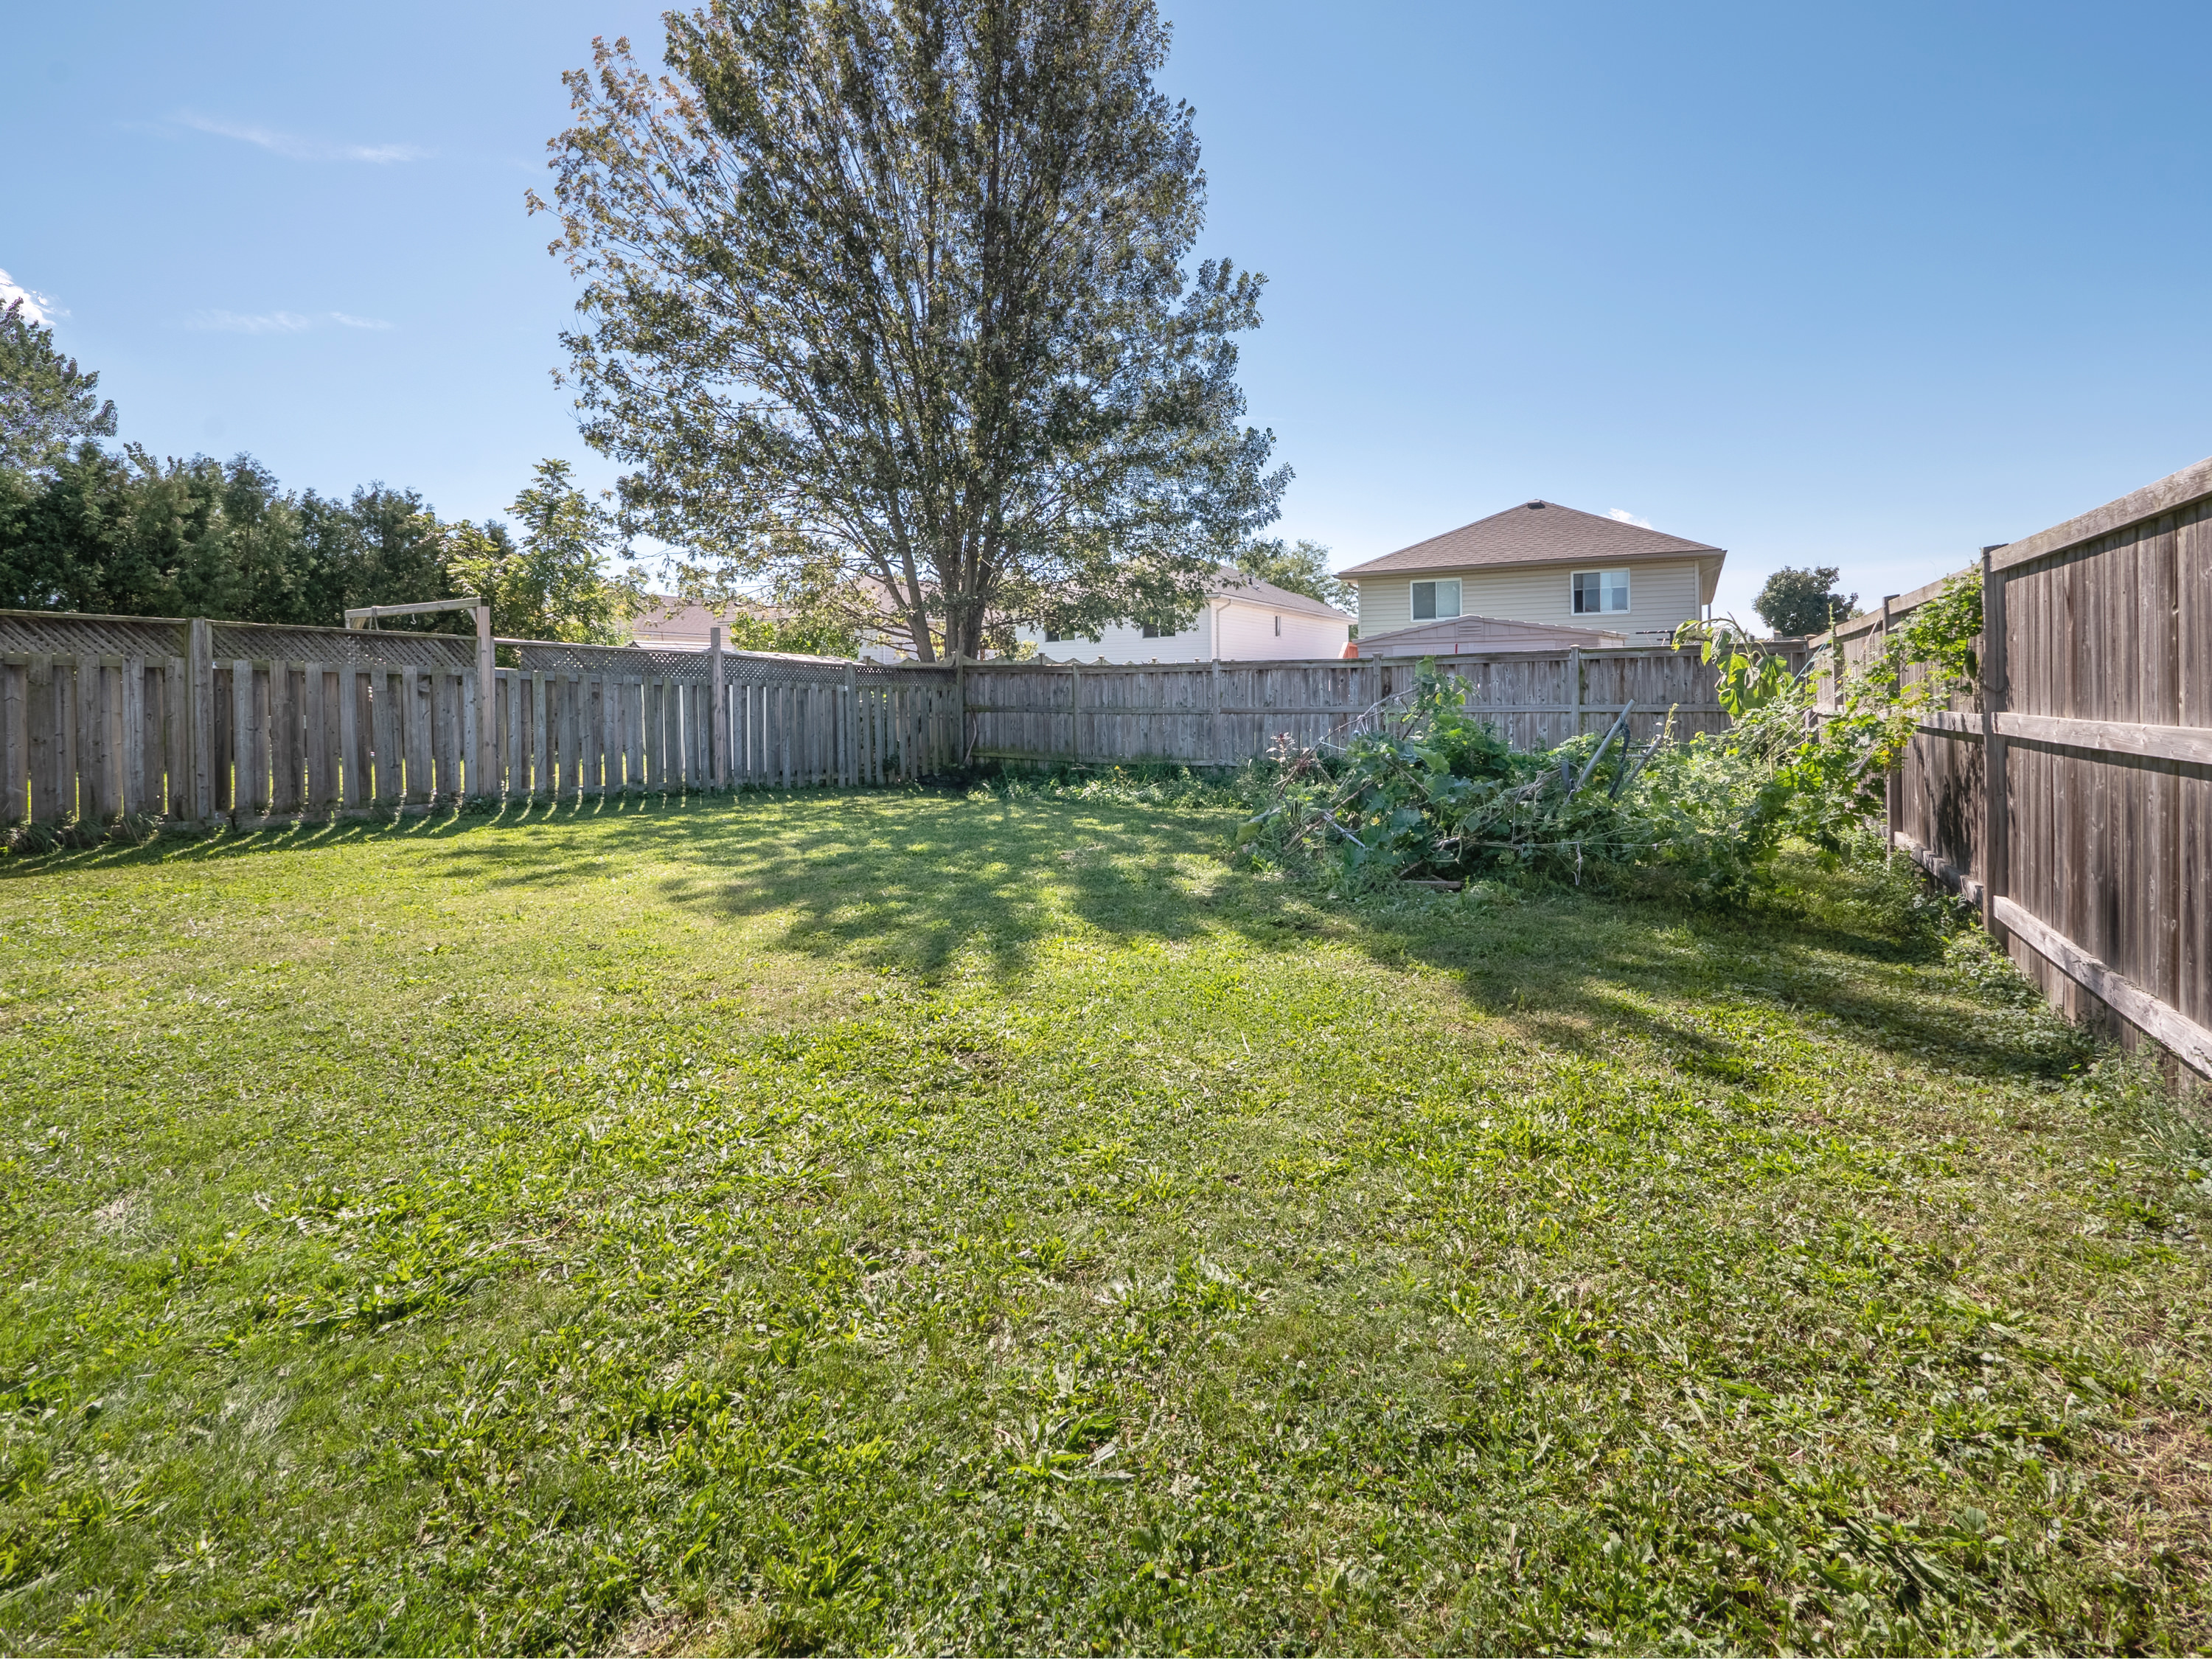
[1338,499,1724,580]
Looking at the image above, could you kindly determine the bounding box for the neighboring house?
[629,594,912,661]
[627,597,766,650]
[1339,501,1724,647]
[1012,570,1352,662]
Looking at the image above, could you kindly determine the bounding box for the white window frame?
[1411,578,1461,621]
[1571,568,1631,615]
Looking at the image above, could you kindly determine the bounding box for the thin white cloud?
[1606,508,1654,529]
[0,268,61,324]
[186,308,395,335]
[176,111,428,164]
[188,310,316,334]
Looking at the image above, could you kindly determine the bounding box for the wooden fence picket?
[1,658,26,824]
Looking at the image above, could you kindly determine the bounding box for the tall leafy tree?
[0,447,285,617]
[296,484,464,628]
[0,445,467,625]
[445,459,644,643]
[1754,566,1858,636]
[0,445,636,636]
[1234,537,1349,611]
[535,0,1287,661]
[0,299,117,473]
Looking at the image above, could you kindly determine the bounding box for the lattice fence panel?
[505,640,921,687]
[0,611,187,658]
[211,621,472,667]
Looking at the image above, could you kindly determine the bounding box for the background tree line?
[1,442,476,631]
[0,298,866,647]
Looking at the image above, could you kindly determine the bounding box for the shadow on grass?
[630,792,2074,1085]
[1374,878,2081,1083]
[0,790,703,882]
[4,787,2080,1085]
[646,790,1317,982]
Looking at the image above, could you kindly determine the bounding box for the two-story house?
[1340,500,1725,649]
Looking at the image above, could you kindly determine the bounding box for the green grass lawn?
[1,788,2208,1655]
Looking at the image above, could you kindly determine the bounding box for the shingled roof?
[1339,500,1723,579]
[1210,569,1352,622]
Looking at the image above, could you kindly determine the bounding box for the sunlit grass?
[0,789,2205,1654]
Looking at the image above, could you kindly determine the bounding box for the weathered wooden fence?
[0,611,962,825]
[957,644,1806,767]
[1818,456,2212,1078]
[4,608,1813,827]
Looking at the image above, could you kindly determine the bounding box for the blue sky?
[8,1,2211,619]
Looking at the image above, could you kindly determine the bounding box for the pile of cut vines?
[1236,574,1983,901]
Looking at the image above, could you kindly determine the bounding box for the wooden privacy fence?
[4,606,1809,827]
[0,611,961,826]
[958,644,1807,767]
[1818,456,2212,1078]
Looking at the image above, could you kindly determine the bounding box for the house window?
[1044,627,1064,642]
[1411,579,1461,621]
[1141,622,1161,639]
[1572,569,1630,614]
[1273,615,1281,636]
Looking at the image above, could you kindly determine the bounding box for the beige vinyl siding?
[1356,559,1705,644]
[1357,579,1415,637]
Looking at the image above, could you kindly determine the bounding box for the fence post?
[187,617,213,823]
[710,627,727,787]
[473,606,494,799]
[1566,647,1582,745]
[1880,595,1898,851]
[1069,662,1082,767]
[955,654,969,768]
[1211,658,1224,769]
[841,661,857,786]
[1980,550,2009,945]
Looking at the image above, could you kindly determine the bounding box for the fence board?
[338,666,362,808]
[29,655,55,821]
[122,656,145,813]
[252,664,274,812]
[563,674,583,797]
[220,663,244,815]
[404,668,429,804]
[277,665,305,812]
[74,655,102,821]
[529,672,548,798]
[504,670,523,796]
[617,676,636,791]
[161,655,186,819]
[1,659,25,824]
[304,661,329,809]
[463,669,481,799]
[1827,467,2212,1078]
